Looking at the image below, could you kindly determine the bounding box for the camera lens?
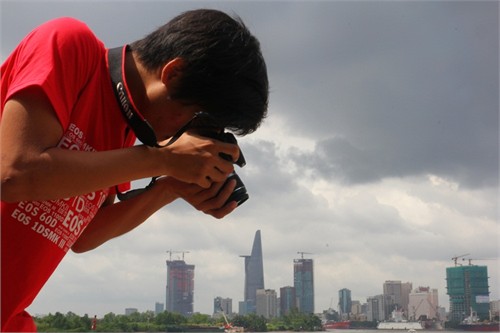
[225,172,249,206]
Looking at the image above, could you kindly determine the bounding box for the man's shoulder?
[34,17,99,45]
[24,17,105,68]
[39,17,93,34]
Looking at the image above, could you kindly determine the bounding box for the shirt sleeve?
[1,17,104,131]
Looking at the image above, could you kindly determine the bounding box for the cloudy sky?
[2,0,499,318]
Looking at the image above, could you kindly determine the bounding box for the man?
[1,9,268,331]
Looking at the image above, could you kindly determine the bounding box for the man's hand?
[158,132,240,189]
[157,176,238,219]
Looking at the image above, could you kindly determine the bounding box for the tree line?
[34,309,323,332]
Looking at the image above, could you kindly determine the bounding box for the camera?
[116,111,249,205]
[187,112,249,207]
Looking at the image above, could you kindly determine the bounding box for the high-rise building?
[294,256,314,313]
[446,265,490,321]
[166,259,195,316]
[280,286,297,316]
[490,300,500,317]
[366,295,385,321]
[214,297,232,317]
[240,230,265,314]
[401,282,413,315]
[125,308,138,316]
[383,280,412,319]
[155,302,165,314]
[256,289,278,319]
[408,286,439,320]
[338,288,352,319]
[351,300,365,321]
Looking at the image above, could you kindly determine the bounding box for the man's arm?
[1,87,239,202]
[71,176,237,253]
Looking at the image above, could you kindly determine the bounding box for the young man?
[1,9,269,332]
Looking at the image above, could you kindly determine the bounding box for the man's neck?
[123,50,148,113]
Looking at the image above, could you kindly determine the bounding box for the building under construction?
[166,251,194,316]
[446,263,490,322]
[294,252,314,314]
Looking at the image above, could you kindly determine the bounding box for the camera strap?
[108,45,159,148]
[108,46,159,200]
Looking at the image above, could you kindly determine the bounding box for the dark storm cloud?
[259,1,499,188]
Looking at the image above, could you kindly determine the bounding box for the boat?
[223,326,244,333]
[323,320,351,330]
[377,322,424,330]
[458,322,500,332]
[458,310,500,332]
[457,307,500,332]
[377,308,424,330]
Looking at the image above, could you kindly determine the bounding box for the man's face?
[147,101,201,142]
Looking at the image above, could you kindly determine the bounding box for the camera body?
[188,113,249,206]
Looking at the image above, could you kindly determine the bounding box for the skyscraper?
[166,259,195,316]
[366,295,385,321]
[338,288,352,319]
[240,230,264,314]
[280,286,297,316]
[214,297,232,317]
[155,302,164,315]
[256,289,278,319]
[401,282,413,315]
[446,265,490,321]
[294,255,314,313]
[383,280,412,319]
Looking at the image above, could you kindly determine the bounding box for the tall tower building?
[280,286,297,316]
[338,288,352,319]
[446,265,490,322]
[294,255,314,313]
[240,230,265,314]
[166,259,195,316]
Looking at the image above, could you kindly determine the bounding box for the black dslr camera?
[184,112,249,206]
[116,111,249,206]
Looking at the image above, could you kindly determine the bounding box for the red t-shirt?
[1,18,136,331]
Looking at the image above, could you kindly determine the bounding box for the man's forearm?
[71,180,177,253]
[1,144,162,202]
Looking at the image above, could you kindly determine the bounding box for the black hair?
[130,9,269,135]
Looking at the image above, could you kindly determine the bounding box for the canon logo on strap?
[116,82,134,120]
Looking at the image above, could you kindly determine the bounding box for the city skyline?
[159,233,493,319]
[4,1,497,317]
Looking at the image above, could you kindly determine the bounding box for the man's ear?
[161,58,185,89]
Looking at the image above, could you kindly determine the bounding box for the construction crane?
[166,250,190,261]
[451,253,470,266]
[297,251,313,259]
[462,258,498,266]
